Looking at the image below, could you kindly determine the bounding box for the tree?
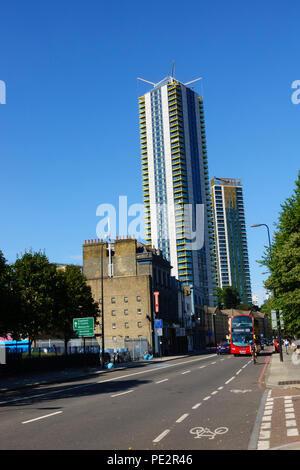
[0,250,17,337]
[51,265,99,354]
[11,251,57,355]
[262,172,300,335]
[217,286,241,309]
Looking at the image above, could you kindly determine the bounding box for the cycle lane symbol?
[190,426,229,440]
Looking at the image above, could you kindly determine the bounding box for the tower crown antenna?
[184,77,203,86]
[171,61,175,78]
[137,77,156,86]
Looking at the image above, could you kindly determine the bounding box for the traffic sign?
[73,317,94,337]
[271,310,284,330]
[155,319,163,329]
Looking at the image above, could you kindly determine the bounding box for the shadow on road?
[0,377,152,408]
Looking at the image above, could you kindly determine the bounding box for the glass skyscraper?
[139,76,214,307]
[211,177,252,305]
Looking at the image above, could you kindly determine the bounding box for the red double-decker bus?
[229,314,261,356]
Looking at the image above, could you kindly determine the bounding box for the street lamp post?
[251,223,283,362]
[100,242,105,369]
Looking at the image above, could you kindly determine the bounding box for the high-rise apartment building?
[211,177,252,305]
[138,75,214,307]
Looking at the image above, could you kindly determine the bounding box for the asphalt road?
[0,352,269,450]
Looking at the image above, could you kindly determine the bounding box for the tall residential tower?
[211,177,252,305]
[138,75,214,307]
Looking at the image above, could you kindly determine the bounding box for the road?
[0,351,269,450]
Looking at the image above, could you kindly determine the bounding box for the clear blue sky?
[1,0,299,305]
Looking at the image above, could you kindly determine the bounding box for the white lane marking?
[176,413,189,423]
[192,403,202,409]
[181,370,190,375]
[257,441,270,450]
[262,415,272,422]
[218,386,224,390]
[22,411,62,424]
[153,429,170,443]
[236,369,242,375]
[199,365,206,369]
[210,362,216,365]
[286,419,297,427]
[211,391,218,395]
[203,396,211,401]
[285,407,294,413]
[225,377,235,384]
[156,379,168,384]
[111,390,133,398]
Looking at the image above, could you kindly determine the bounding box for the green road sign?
[73,317,94,337]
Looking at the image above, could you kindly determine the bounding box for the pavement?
[1,347,300,450]
[255,346,300,451]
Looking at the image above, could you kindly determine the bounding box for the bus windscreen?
[231,315,253,347]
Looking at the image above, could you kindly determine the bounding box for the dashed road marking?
[22,411,63,424]
[192,403,202,409]
[153,429,170,443]
[111,390,133,398]
[176,413,189,423]
[225,377,235,384]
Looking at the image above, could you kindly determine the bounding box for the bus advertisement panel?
[230,314,260,356]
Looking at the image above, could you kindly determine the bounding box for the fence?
[34,337,149,361]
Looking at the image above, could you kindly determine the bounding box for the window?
[124,309,128,315]
[111,310,116,316]
[112,323,116,329]
[137,322,142,328]
[111,297,116,303]
[137,308,142,314]
[137,296,141,302]
[125,322,129,329]
[125,336,130,340]
[124,296,128,303]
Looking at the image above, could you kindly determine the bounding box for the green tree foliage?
[11,251,58,354]
[217,286,241,309]
[262,172,300,335]
[52,265,99,353]
[0,250,19,337]
[3,251,99,353]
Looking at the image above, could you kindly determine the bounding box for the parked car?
[217,341,231,354]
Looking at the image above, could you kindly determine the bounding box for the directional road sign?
[73,317,94,337]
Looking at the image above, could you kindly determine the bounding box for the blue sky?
[1,0,299,305]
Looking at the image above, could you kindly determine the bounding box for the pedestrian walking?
[250,340,257,364]
[284,339,290,354]
[291,340,297,352]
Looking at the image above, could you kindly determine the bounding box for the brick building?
[83,237,186,355]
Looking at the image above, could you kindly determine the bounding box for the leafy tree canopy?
[262,172,300,335]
